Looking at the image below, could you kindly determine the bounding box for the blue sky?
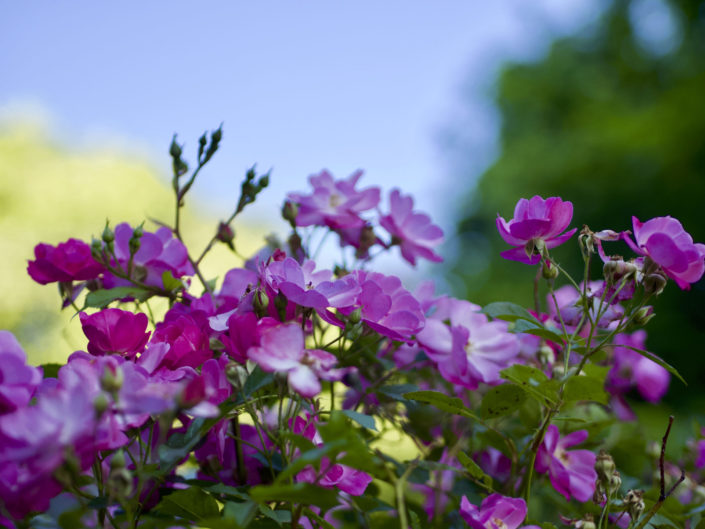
[1,1,604,234]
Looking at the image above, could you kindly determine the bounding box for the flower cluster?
[6,134,703,529]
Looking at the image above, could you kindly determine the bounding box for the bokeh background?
[2,0,703,417]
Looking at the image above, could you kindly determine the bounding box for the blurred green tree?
[448,0,705,408]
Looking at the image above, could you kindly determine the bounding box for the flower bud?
[258,174,269,189]
[91,238,105,262]
[108,467,133,498]
[101,223,115,244]
[579,232,595,256]
[576,514,596,529]
[216,221,235,250]
[633,306,655,326]
[348,308,362,325]
[128,225,143,256]
[94,393,110,416]
[253,289,270,317]
[169,136,183,159]
[542,260,559,280]
[624,489,645,521]
[643,273,667,296]
[608,470,622,495]
[110,450,126,470]
[282,201,299,225]
[595,450,616,483]
[100,365,124,393]
[225,362,248,392]
[603,258,637,285]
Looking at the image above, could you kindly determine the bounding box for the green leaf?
[155,487,220,521]
[249,483,339,510]
[480,384,527,418]
[158,417,215,469]
[222,500,258,527]
[340,409,377,431]
[481,302,542,325]
[457,452,493,489]
[623,345,687,386]
[511,318,565,343]
[404,390,480,420]
[40,363,62,379]
[258,505,291,526]
[303,507,337,529]
[161,270,183,292]
[84,286,151,308]
[242,366,274,398]
[500,364,559,405]
[564,375,608,404]
[377,383,418,402]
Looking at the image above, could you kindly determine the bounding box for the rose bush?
[2,126,705,529]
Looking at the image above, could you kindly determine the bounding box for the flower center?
[490,518,507,529]
[329,193,342,208]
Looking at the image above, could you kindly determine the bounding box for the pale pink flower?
[379,189,444,265]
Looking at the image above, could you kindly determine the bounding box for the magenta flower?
[104,223,194,288]
[149,313,213,370]
[459,493,537,529]
[496,196,577,264]
[27,238,104,284]
[262,257,360,311]
[623,216,705,289]
[417,297,520,389]
[79,308,150,358]
[287,169,381,229]
[379,189,444,265]
[336,270,425,342]
[292,415,373,496]
[247,323,347,398]
[0,331,42,414]
[535,425,596,502]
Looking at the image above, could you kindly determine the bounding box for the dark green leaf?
[249,483,339,510]
[242,366,274,397]
[340,409,377,431]
[480,384,527,418]
[84,286,151,308]
[404,390,480,420]
[259,505,291,526]
[303,507,337,529]
[155,487,220,521]
[481,302,542,325]
[222,500,258,527]
[511,318,565,343]
[457,452,493,489]
[377,383,418,402]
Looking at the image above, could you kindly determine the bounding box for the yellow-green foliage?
[0,124,266,365]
